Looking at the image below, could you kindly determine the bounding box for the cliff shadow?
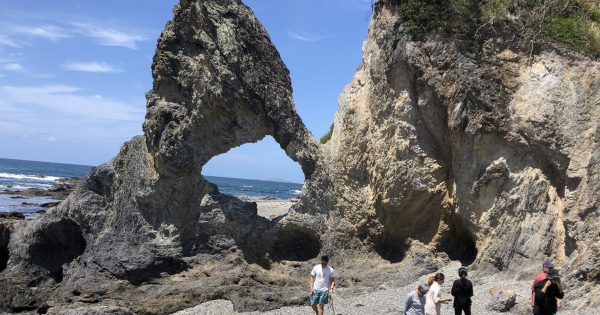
[27,218,86,282]
[269,223,321,262]
[439,216,478,266]
[0,224,10,272]
[373,192,444,263]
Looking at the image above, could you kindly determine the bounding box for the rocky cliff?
[1,0,598,314]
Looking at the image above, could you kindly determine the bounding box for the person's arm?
[555,283,565,299]
[309,275,315,294]
[329,276,335,293]
[531,280,536,307]
[451,281,458,297]
[329,269,336,293]
[467,281,473,298]
[404,294,412,314]
[433,286,441,304]
[541,280,551,294]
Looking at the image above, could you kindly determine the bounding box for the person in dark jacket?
[450,267,473,315]
[533,269,564,315]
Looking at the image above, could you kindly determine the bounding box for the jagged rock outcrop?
[0,0,319,313]
[1,0,598,313]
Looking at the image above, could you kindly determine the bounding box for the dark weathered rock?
[0,180,78,200]
[0,212,25,220]
[0,0,319,313]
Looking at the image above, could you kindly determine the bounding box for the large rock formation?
[301,1,599,308]
[1,0,320,313]
[1,0,598,313]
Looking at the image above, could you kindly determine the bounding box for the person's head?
[546,269,561,284]
[433,273,445,284]
[427,276,435,286]
[416,284,429,297]
[458,267,468,279]
[320,255,329,267]
[543,261,555,273]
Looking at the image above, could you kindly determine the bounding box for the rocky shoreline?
[0,179,295,222]
[0,178,80,219]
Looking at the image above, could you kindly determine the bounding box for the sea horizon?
[0,157,303,184]
[0,157,303,217]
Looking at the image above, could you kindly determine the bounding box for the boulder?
[486,286,517,312]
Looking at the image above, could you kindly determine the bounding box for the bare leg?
[311,303,319,314]
[318,304,325,315]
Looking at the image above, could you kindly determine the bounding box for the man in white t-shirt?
[309,255,335,315]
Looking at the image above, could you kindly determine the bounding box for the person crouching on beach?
[425,273,453,315]
[404,284,429,315]
[451,267,473,315]
[309,255,335,315]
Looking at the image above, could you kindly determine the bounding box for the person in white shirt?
[309,255,336,315]
[425,273,452,315]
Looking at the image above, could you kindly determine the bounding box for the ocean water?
[0,158,302,217]
[204,175,302,199]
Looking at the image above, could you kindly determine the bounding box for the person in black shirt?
[533,269,564,315]
[451,267,473,315]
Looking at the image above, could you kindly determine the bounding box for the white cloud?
[3,63,23,71]
[71,22,145,49]
[0,84,144,121]
[39,134,57,142]
[0,36,22,48]
[63,61,122,73]
[13,25,69,40]
[288,30,331,42]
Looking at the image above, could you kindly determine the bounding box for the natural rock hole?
[270,225,321,261]
[27,219,86,282]
[374,231,409,263]
[202,136,304,220]
[0,224,10,272]
[440,217,478,266]
[373,197,442,263]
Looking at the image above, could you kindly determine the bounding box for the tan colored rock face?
[293,1,599,306]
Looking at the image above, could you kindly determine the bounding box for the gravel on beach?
[173,262,599,315]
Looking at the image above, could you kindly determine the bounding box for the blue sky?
[0,0,371,183]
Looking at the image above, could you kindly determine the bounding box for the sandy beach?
[239,196,297,220]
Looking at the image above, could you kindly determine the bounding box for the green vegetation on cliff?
[320,123,334,144]
[390,0,599,58]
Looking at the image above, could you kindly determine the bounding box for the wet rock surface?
[1,180,79,200]
[0,212,25,220]
[0,0,598,314]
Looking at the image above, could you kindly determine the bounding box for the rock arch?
[1,0,322,288]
